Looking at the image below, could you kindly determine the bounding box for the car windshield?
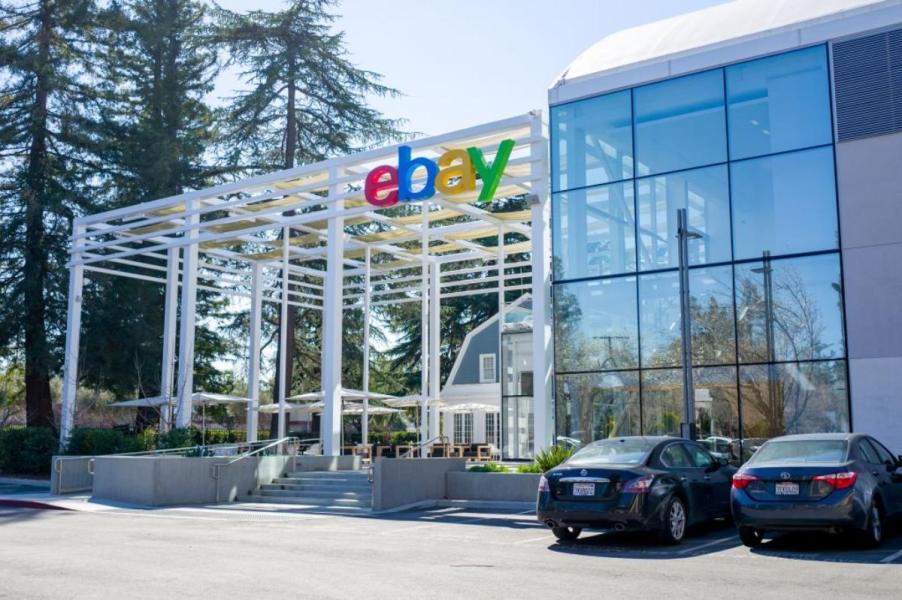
[567,438,655,466]
[748,440,847,465]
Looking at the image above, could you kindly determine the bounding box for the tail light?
[732,472,761,490]
[538,475,550,492]
[623,475,654,493]
[812,471,858,490]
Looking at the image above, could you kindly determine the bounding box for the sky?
[213,0,732,137]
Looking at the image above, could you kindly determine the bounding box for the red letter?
[365,165,399,207]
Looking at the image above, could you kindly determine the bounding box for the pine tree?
[211,0,403,428]
[0,0,101,428]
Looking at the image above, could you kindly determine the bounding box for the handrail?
[108,437,295,458]
[400,435,449,459]
[211,436,306,503]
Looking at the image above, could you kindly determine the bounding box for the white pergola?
[59,111,553,456]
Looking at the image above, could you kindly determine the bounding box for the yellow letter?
[435,149,475,195]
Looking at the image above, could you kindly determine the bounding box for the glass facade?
[550,45,847,459]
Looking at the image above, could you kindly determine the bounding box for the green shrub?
[156,427,198,450]
[516,445,574,474]
[0,427,57,475]
[468,462,509,473]
[389,431,418,445]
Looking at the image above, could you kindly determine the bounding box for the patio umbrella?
[190,393,250,446]
[440,402,501,413]
[256,401,306,414]
[340,405,399,416]
[289,389,398,449]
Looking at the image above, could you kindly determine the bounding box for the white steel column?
[59,224,85,448]
[159,247,180,432]
[246,262,264,442]
[277,226,290,440]
[428,262,441,440]
[497,225,505,448]
[530,112,554,453]
[175,200,199,428]
[419,201,429,452]
[362,246,371,447]
[321,167,344,456]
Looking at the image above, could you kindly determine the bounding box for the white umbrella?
[341,405,399,416]
[384,395,446,408]
[286,388,396,401]
[108,396,166,408]
[440,402,500,413]
[256,401,306,414]
[110,393,251,444]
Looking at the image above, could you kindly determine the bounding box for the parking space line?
[512,534,552,545]
[880,548,902,564]
[676,536,734,555]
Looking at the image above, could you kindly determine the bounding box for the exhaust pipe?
[614,523,626,531]
[544,519,556,528]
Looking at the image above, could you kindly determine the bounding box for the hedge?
[0,427,57,475]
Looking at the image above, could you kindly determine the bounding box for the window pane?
[552,90,633,191]
[735,253,845,363]
[739,360,849,442]
[555,371,640,446]
[634,69,727,176]
[552,182,636,279]
[639,271,681,368]
[693,366,740,464]
[637,165,731,270]
[727,45,832,160]
[641,368,682,436]
[502,333,533,396]
[690,266,736,366]
[554,277,639,372]
[731,147,838,260]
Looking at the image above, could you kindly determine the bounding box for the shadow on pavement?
[750,525,902,565]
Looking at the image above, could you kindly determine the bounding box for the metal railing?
[399,435,449,459]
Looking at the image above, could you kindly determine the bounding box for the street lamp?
[677,208,702,440]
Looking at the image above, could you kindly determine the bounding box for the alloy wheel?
[871,505,882,543]
[669,500,686,540]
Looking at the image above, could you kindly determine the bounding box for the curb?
[0,498,71,511]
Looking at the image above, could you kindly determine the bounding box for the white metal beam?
[59,225,85,448]
[175,200,200,428]
[321,168,345,456]
[247,262,263,443]
[159,247,179,432]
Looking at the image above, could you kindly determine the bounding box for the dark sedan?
[731,433,902,547]
[536,437,736,544]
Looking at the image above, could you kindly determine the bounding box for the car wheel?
[551,526,581,541]
[861,502,884,548]
[738,526,763,548]
[658,496,687,545]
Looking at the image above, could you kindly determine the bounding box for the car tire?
[551,526,581,541]
[658,496,687,545]
[860,502,884,548]
[738,526,763,548]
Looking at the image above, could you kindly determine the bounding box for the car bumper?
[536,491,665,531]
[731,489,867,532]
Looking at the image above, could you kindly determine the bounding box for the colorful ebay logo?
[364,139,515,208]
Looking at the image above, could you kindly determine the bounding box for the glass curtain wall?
[551,45,846,461]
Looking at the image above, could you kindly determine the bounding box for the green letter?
[467,139,514,203]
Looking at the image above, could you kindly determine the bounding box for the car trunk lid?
[740,463,854,502]
[547,465,645,501]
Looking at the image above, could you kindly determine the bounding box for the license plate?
[572,483,595,496]
[775,482,799,496]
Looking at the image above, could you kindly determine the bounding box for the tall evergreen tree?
[0,0,100,428]
[211,0,403,425]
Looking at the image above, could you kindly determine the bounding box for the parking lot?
[1,502,900,599]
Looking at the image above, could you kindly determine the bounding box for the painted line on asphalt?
[676,536,735,555]
[880,548,902,564]
[512,534,552,545]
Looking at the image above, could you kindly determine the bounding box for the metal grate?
[833,28,902,141]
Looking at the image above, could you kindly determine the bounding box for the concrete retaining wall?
[293,455,360,472]
[92,455,292,506]
[50,456,94,494]
[372,458,466,511]
[446,471,541,503]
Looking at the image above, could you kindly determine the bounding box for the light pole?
[677,208,701,440]
[751,251,778,436]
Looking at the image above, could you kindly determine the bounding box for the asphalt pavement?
[0,503,899,599]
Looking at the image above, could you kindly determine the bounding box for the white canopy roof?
[384,395,446,408]
[440,402,500,413]
[553,0,891,86]
[109,392,250,408]
[108,396,166,408]
[286,388,396,402]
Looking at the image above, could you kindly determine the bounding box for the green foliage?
[517,445,575,474]
[389,431,418,445]
[155,427,199,450]
[65,428,151,455]
[468,462,508,473]
[0,427,57,475]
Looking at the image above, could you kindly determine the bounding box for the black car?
[536,436,736,544]
[731,433,902,547]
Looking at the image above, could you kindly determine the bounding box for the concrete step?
[254,491,370,507]
[284,472,369,482]
[259,485,370,499]
[244,495,372,512]
[273,477,371,489]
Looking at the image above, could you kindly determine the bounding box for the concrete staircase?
[246,470,372,511]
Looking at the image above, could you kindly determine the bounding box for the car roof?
[766,433,854,442]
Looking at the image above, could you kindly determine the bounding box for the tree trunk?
[23,0,54,429]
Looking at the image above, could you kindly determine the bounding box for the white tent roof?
[256,401,306,414]
[108,396,166,408]
[440,402,500,413]
[384,395,446,408]
[553,0,891,86]
[109,393,250,408]
[286,388,396,401]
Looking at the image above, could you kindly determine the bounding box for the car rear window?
[567,438,656,466]
[748,440,847,465]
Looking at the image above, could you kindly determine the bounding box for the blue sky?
[214,0,731,137]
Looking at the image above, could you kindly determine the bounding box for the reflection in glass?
[634,69,727,176]
[735,253,845,363]
[552,182,636,280]
[502,332,533,397]
[637,165,731,270]
[552,90,633,191]
[693,366,740,464]
[639,271,681,368]
[502,396,534,460]
[731,147,838,260]
[555,371,640,446]
[739,360,849,440]
[554,277,638,372]
[641,369,683,436]
[689,266,736,366]
[726,45,832,160]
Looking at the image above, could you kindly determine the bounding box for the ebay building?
[59,0,902,462]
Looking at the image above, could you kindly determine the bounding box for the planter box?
[446,471,541,503]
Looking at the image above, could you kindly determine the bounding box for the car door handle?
[703,475,711,481]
